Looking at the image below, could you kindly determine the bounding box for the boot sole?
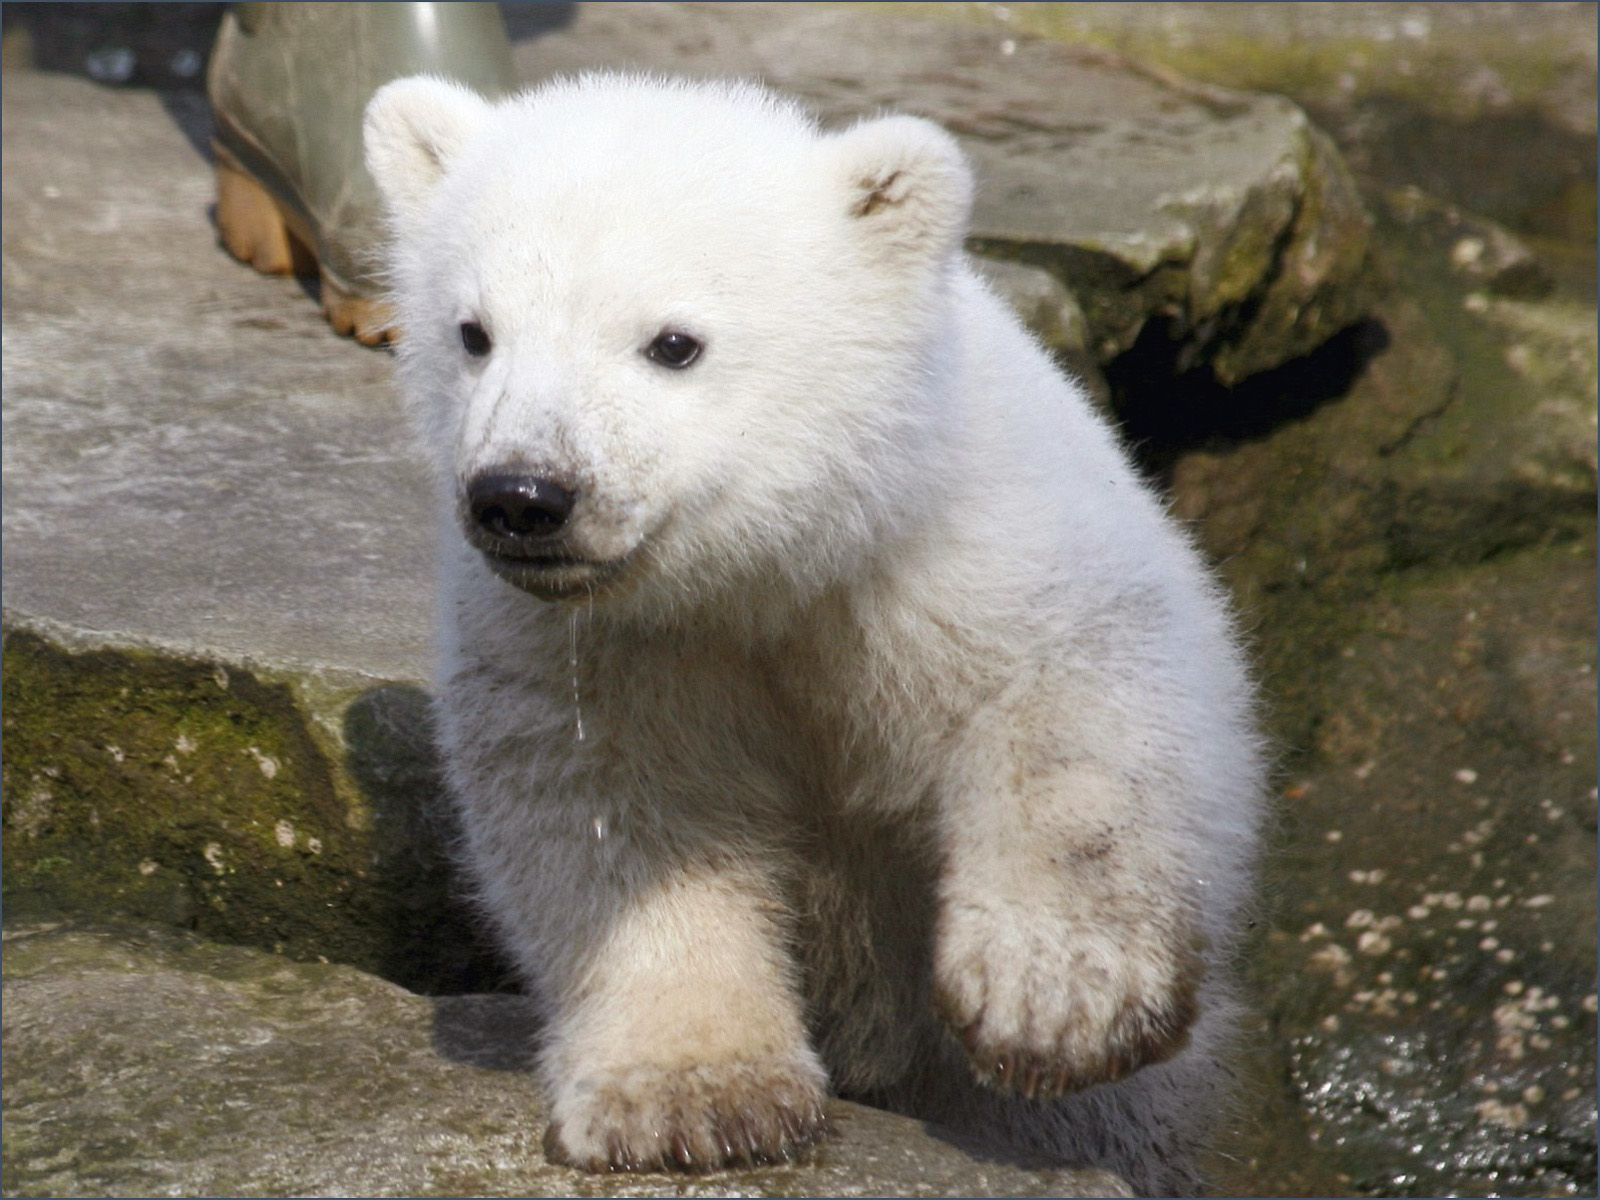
[213,141,396,346]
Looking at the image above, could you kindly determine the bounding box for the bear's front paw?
[933,897,1204,1100]
[543,1057,828,1173]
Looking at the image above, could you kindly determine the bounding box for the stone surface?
[1148,136,1598,1191]
[1255,548,1598,1197]
[885,2,1599,246]
[0,69,428,684]
[0,920,1131,1199]
[1381,186,1554,300]
[0,632,502,996]
[1152,120,1598,1200]
[0,66,489,994]
[506,1,1375,387]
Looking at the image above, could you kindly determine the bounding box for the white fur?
[366,73,1262,1195]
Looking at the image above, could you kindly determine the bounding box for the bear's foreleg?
[534,853,829,1172]
[931,739,1204,1100]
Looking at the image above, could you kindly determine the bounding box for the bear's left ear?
[827,114,973,264]
[364,75,494,227]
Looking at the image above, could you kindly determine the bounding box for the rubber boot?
[207,2,517,344]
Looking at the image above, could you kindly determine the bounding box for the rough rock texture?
[0,68,426,681]
[505,1,1375,388]
[1116,16,1598,1187]
[0,62,492,993]
[1,920,1130,1199]
[888,1,1599,246]
[0,632,502,996]
[1181,279,1599,1198]
[1254,549,1598,1197]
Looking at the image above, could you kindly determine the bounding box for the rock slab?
[0,920,1130,1199]
[0,70,427,684]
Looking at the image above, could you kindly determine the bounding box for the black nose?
[467,473,577,540]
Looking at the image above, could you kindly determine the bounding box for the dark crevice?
[1374,376,1458,458]
[1108,317,1392,485]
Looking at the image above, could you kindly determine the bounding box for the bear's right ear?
[364,75,493,224]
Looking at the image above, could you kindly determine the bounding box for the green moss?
[0,631,505,993]
[4,631,344,927]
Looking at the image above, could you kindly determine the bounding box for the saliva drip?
[569,608,585,743]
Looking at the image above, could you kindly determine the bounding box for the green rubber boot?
[208,2,517,344]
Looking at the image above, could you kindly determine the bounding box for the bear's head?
[365,73,972,624]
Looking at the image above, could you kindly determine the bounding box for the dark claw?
[765,1140,794,1165]
[722,1119,747,1166]
[605,1132,628,1171]
[670,1131,693,1168]
[1021,1061,1042,1099]
[1106,1050,1126,1082]
[541,1120,564,1164]
[741,1121,763,1164]
[778,1104,808,1146]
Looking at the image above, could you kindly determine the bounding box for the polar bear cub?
[365,73,1262,1195]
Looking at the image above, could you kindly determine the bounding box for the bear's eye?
[459,320,491,357]
[646,330,702,369]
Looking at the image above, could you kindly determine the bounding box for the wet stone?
[1380,186,1554,300]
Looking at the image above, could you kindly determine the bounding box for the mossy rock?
[0,630,505,994]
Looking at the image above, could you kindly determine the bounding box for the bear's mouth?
[478,550,624,601]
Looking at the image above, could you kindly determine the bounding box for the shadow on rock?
[1112,316,1394,483]
[341,683,518,996]
[430,991,544,1073]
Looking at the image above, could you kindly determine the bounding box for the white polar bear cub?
[366,73,1262,1195]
